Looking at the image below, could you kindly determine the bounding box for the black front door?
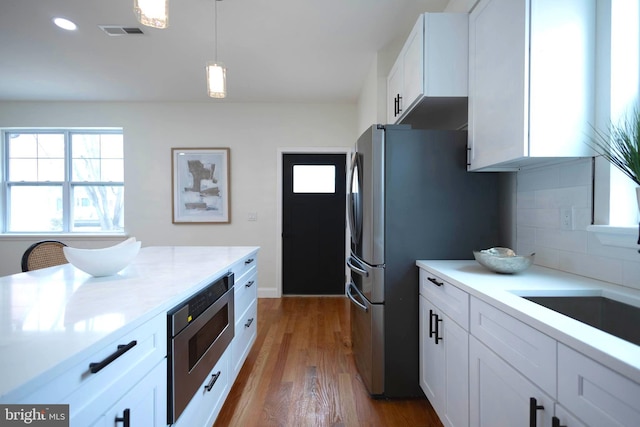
[282,153,346,295]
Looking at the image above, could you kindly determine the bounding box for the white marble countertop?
[416,260,640,384]
[0,245,259,401]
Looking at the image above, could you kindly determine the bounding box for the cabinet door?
[558,344,640,426]
[93,360,167,427]
[470,336,553,427]
[420,296,469,427]
[468,0,528,170]
[387,59,403,124]
[401,15,424,112]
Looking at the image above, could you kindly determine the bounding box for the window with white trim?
[593,0,639,227]
[2,129,124,233]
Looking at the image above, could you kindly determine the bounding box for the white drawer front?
[21,312,166,422]
[173,350,231,427]
[470,297,556,397]
[234,270,257,324]
[419,269,469,330]
[558,344,640,426]
[229,253,258,287]
[232,299,257,377]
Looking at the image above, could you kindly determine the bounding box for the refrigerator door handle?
[347,256,369,277]
[346,282,368,313]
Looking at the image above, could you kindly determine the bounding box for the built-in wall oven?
[167,272,234,424]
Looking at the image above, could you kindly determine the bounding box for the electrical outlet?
[560,207,573,230]
[247,212,258,221]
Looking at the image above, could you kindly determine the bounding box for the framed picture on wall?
[172,147,230,223]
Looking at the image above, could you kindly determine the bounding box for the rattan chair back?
[21,240,68,272]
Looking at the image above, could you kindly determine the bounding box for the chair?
[21,240,68,272]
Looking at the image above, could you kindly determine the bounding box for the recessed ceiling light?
[53,17,77,31]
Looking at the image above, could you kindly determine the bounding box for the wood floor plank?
[214,296,443,427]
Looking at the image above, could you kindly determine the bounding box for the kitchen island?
[0,245,259,426]
[417,260,640,427]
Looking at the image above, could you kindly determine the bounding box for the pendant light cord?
[214,0,219,63]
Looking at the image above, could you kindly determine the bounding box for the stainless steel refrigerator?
[346,124,503,398]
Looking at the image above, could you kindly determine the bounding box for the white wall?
[0,101,357,296]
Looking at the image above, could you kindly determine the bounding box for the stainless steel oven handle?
[347,256,369,277]
[346,282,368,313]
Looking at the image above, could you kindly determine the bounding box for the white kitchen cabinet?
[418,270,469,427]
[172,351,231,427]
[91,359,166,427]
[387,13,468,125]
[467,0,596,171]
[470,336,554,427]
[470,297,556,397]
[558,344,640,426]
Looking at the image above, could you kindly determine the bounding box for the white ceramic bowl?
[473,247,535,274]
[63,238,141,277]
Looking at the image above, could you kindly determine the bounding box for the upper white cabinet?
[387,13,469,126]
[467,0,596,171]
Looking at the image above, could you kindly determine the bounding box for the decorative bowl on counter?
[473,247,535,274]
[63,237,141,277]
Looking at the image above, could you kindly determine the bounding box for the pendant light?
[134,0,169,29]
[206,0,227,98]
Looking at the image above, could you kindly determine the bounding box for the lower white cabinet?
[558,344,640,426]
[172,351,231,427]
[91,360,167,427]
[419,270,469,427]
[420,296,469,427]
[470,336,554,427]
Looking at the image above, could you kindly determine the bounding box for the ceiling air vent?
[99,26,145,36]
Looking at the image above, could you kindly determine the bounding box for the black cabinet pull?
[244,258,254,265]
[552,416,566,427]
[245,317,254,328]
[394,95,399,116]
[245,280,255,288]
[115,408,130,427]
[89,340,137,374]
[428,277,443,287]
[204,371,221,392]
[529,397,544,427]
[429,309,436,339]
[434,315,443,344]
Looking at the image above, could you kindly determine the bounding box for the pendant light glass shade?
[206,62,227,98]
[134,0,169,29]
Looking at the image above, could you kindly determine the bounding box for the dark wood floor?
[214,297,443,427]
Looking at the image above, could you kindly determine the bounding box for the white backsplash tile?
[515,159,640,288]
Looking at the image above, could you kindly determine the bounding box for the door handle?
[346,257,368,277]
[346,283,368,312]
[529,397,544,427]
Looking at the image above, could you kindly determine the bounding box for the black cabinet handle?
[204,371,221,392]
[529,397,544,427]
[245,318,254,328]
[429,309,436,339]
[89,340,137,374]
[434,315,442,344]
[394,95,399,116]
[428,277,443,287]
[552,416,566,427]
[244,258,254,265]
[245,280,255,288]
[115,408,130,427]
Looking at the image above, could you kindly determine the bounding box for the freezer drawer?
[347,282,384,396]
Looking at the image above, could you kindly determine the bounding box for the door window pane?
[293,165,336,193]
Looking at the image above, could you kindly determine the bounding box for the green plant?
[587,106,640,186]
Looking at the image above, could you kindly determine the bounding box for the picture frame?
[172,147,230,223]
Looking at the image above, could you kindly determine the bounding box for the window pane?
[71,185,124,232]
[71,133,123,181]
[293,165,336,193]
[8,133,65,181]
[9,186,63,232]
